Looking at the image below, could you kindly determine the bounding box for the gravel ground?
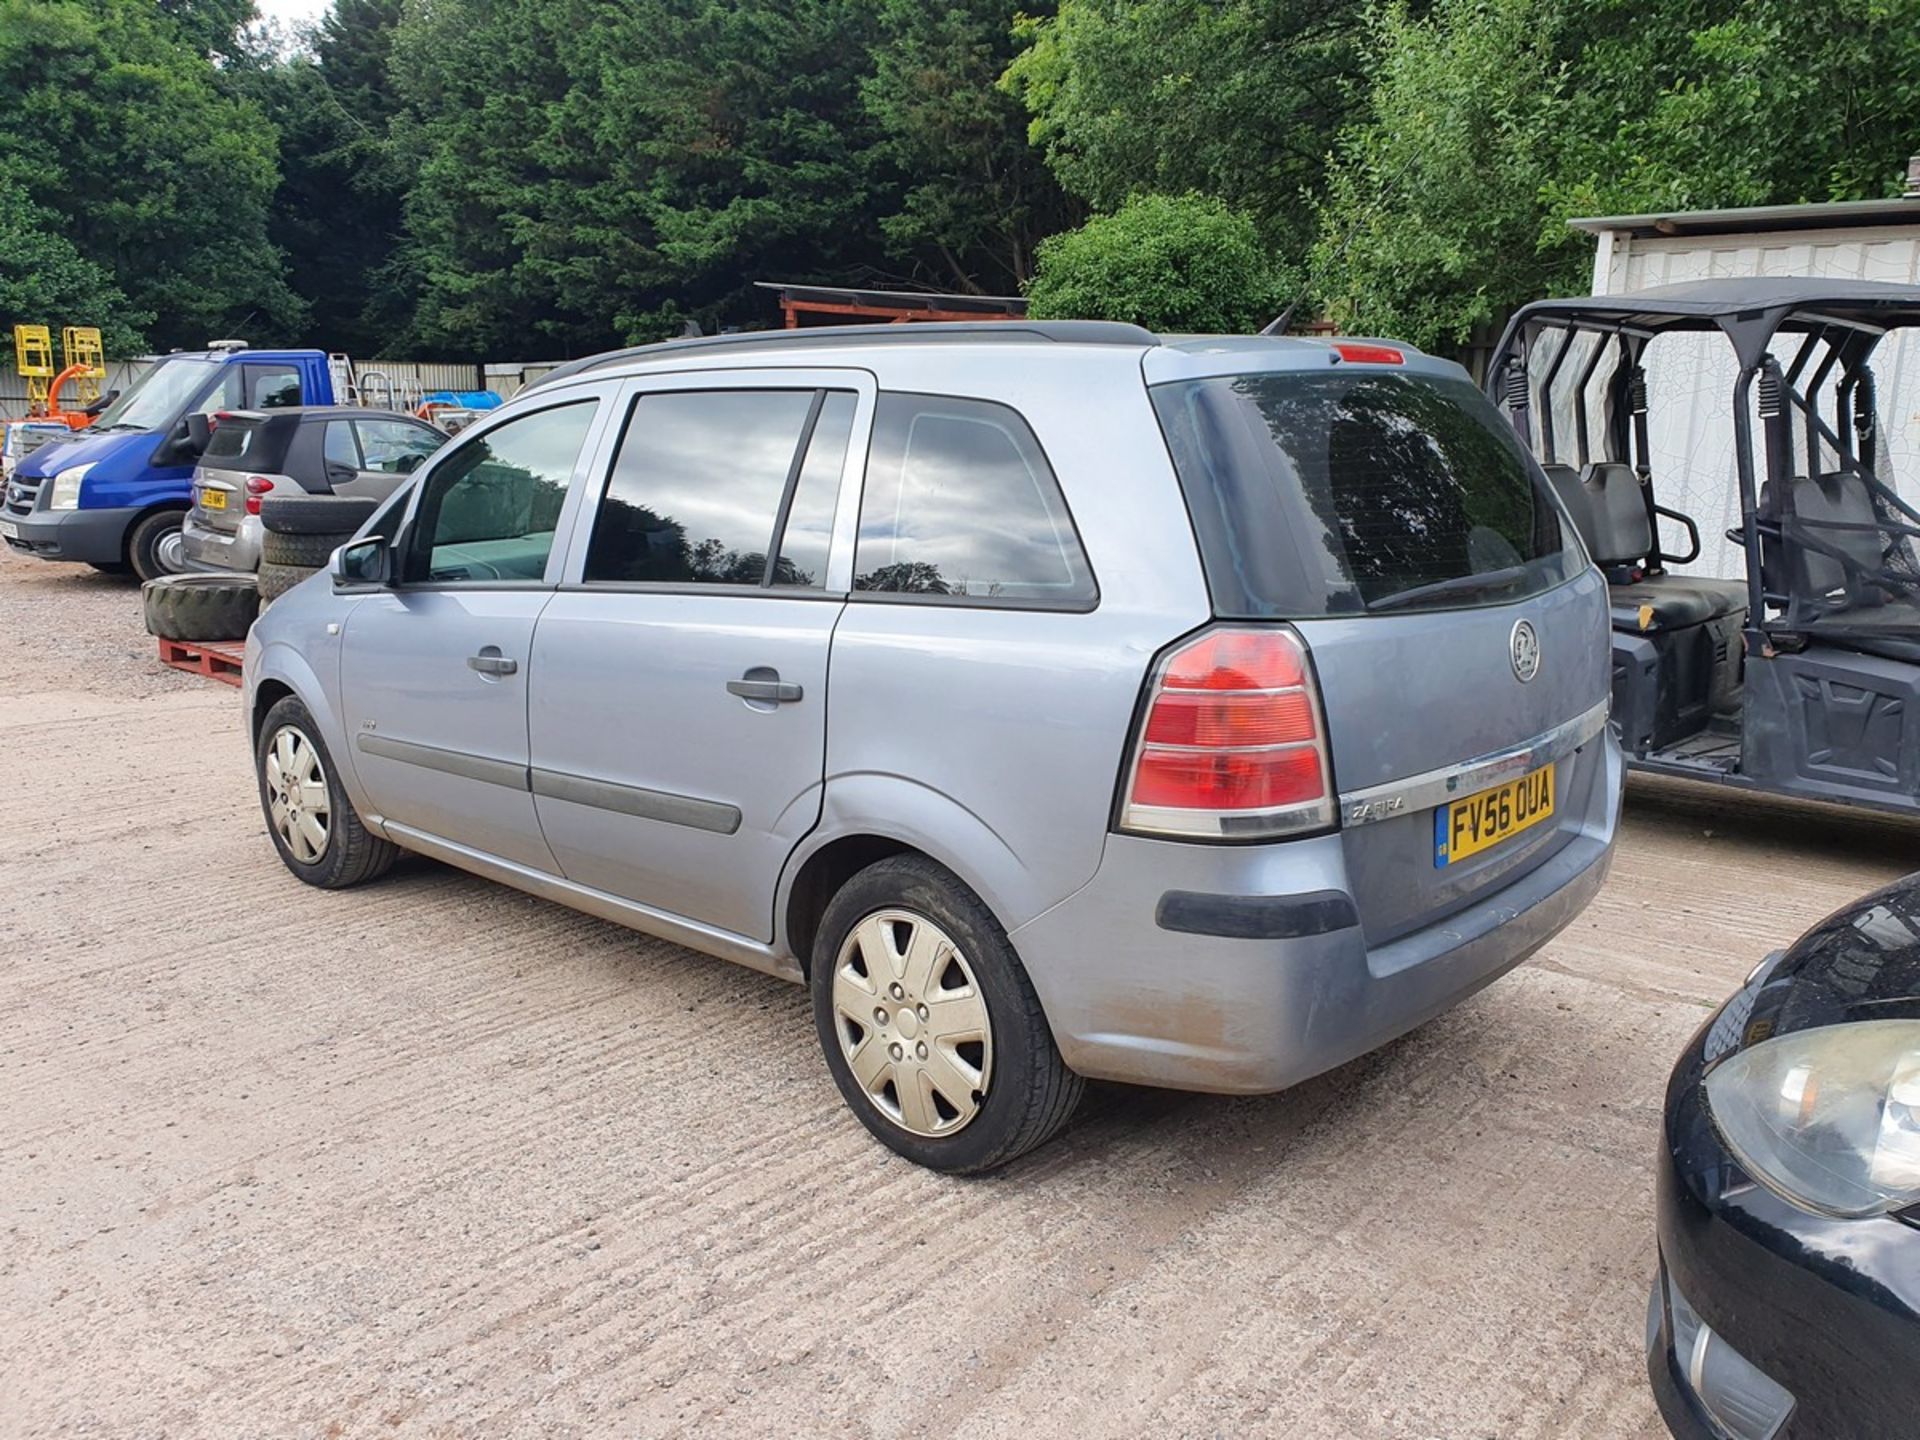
[2,544,1913,1439]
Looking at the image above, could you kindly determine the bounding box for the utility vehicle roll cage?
[1488,278,1920,658]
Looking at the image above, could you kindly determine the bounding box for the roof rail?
[525,320,1160,393]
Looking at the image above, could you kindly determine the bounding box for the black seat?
[1759,470,1890,612]
[1546,461,1746,632]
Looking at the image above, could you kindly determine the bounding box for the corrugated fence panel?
[1599,225,1920,582]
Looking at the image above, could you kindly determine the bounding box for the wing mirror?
[330,535,391,591]
[183,413,212,456]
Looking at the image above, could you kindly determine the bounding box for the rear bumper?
[0,504,135,564]
[1010,729,1621,1093]
[182,512,261,573]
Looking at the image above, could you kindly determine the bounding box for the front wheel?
[255,695,399,889]
[127,508,188,581]
[811,855,1083,1173]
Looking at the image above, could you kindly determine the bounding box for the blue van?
[1,344,338,580]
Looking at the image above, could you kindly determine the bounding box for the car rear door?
[338,391,611,872]
[1148,354,1612,945]
[526,368,871,942]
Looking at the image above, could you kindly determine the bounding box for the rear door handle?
[727,674,802,703]
[468,648,518,676]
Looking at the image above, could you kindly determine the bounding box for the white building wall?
[1589,223,1920,581]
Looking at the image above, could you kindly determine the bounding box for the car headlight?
[1705,1019,1920,1218]
[47,463,94,510]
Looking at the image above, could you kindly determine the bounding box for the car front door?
[339,392,610,873]
[527,369,871,941]
[322,417,444,502]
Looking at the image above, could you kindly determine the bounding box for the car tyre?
[811,854,1083,1173]
[255,694,399,889]
[258,494,379,536]
[127,508,189,582]
[142,572,259,641]
[257,560,317,603]
[262,528,355,569]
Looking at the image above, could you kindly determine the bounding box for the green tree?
[1313,0,1920,351]
[387,0,893,355]
[0,172,149,357]
[0,0,301,351]
[862,0,1076,292]
[253,0,411,355]
[1025,192,1283,331]
[1003,0,1368,256]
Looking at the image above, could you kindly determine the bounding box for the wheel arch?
[777,776,1050,979]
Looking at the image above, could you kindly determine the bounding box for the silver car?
[183,406,443,573]
[242,322,1621,1172]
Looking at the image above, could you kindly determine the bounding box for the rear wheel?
[127,509,188,582]
[810,855,1082,1173]
[255,695,399,889]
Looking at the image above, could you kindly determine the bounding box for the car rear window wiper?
[1366,564,1531,613]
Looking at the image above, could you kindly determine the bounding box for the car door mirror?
[161,415,201,463]
[183,413,212,455]
[331,535,390,591]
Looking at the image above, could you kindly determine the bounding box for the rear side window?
[854,393,1095,607]
[583,389,850,587]
[323,420,360,470]
[1151,372,1581,616]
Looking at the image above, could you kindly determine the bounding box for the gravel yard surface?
[2,545,1911,1439]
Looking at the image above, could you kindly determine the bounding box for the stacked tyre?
[257,495,379,603]
[142,572,259,641]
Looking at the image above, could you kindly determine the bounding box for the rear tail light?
[1119,625,1336,840]
[243,474,274,515]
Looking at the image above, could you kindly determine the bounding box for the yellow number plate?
[1434,762,1555,867]
[200,487,227,510]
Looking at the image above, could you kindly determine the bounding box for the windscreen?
[90,357,221,434]
[1153,370,1584,617]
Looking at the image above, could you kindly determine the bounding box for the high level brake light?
[1119,626,1337,840]
[1332,342,1404,365]
[243,474,274,515]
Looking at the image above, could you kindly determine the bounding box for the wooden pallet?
[156,635,245,687]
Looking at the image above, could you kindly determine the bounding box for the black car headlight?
[1704,1019,1920,1219]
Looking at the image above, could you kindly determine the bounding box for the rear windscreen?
[201,419,286,472]
[1152,371,1584,617]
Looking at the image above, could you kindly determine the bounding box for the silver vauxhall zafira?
[243,321,1620,1172]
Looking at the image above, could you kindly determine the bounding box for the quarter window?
[774,392,856,587]
[406,401,597,585]
[854,393,1095,607]
[584,389,845,587]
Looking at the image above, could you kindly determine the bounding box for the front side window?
[584,389,848,587]
[1152,371,1582,617]
[357,419,443,475]
[405,400,597,585]
[853,393,1096,607]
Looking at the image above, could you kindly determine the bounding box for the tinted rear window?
[1152,371,1582,616]
[201,418,289,472]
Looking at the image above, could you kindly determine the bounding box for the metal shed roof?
[1569,196,1920,239]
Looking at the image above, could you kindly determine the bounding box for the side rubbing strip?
[530,768,742,836]
[355,733,530,790]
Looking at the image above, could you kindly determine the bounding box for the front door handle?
[727,672,802,703]
[468,647,518,677]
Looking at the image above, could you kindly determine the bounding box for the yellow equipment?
[59,326,104,406]
[13,323,53,414]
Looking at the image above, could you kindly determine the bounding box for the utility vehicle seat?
[1547,461,1746,632]
[1759,470,1888,608]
